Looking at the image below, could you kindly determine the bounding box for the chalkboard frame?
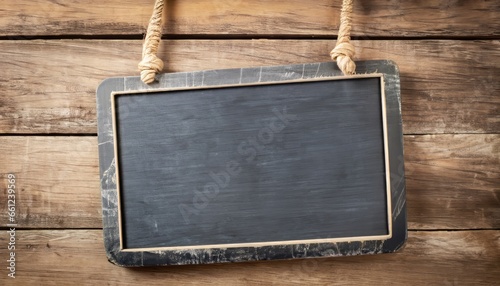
[97,60,407,266]
[112,74,392,250]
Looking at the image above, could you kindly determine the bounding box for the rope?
[330,0,356,75]
[139,0,356,83]
[138,0,165,84]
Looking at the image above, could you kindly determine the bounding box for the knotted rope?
[139,0,356,83]
[330,0,356,75]
[138,0,165,84]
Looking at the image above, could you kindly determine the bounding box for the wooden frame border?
[110,74,393,252]
[97,60,407,266]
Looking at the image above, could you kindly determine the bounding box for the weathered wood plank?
[0,40,498,134]
[405,135,500,230]
[0,135,498,230]
[0,137,100,228]
[0,230,498,284]
[1,0,498,37]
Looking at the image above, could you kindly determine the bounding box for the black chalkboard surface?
[97,61,407,266]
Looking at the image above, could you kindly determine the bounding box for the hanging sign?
[97,60,406,266]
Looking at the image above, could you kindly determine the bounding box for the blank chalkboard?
[112,76,390,250]
[97,61,406,266]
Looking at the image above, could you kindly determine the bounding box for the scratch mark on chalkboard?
[101,158,116,188]
[98,139,113,146]
[122,76,125,93]
[102,189,118,211]
[301,64,305,79]
[258,66,263,82]
[154,220,158,233]
[239,68,243,84]
[314,63,321,78]
[393,186,406,218]
[378,240,385,252]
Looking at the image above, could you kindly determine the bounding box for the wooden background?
[0,0,499,284]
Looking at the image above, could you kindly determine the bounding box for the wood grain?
[0,137,100,228]
[405,134,500,230]
[1,135,498,230]
[0,0,496,283]
[1,0,498,37]
[0,229,498,285]
[0,40,498,134]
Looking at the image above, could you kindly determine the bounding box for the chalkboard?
[97,61,407,266]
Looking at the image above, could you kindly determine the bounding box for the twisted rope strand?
[139,0,165,84]
[330,0,356,75]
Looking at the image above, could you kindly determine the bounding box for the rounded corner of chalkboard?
[383,60,400,75]
[96,77,125,94]
[104,249,133,268]
[385,226,408,254]
[104,250,123,267]
[392,237,408,254]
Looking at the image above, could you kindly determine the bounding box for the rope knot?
[138,54,164,84]
[330,42,356,75]
[139,0,165,84]
[330,0,356,75]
